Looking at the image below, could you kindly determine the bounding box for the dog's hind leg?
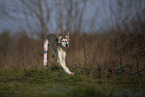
[43,39,49,66]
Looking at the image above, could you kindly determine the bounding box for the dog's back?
[46,34,59,57]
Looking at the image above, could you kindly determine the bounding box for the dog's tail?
[43,39,49,66]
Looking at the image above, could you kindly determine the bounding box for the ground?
[0,67,144,97]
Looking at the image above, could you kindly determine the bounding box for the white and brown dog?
[43,31,74,75]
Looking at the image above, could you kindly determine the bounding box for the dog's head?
[58,31,70,48]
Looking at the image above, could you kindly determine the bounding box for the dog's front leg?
[57,50,74,75]
[62,51,74,75]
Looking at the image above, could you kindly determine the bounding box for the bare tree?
[54,0,88,33]
[103,0,145,32]
[1,0,51,39]
[20,0,51,38]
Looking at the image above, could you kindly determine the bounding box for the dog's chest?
[57,48,66,58]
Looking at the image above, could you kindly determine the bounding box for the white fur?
[43,39,49,66]
[57,48,74,75]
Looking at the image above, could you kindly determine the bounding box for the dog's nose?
[66,44,68,47]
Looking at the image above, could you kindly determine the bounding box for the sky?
[0,0,145,35]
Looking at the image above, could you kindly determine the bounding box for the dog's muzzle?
[66,44,69,47]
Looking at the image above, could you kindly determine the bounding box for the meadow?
[0,67,144,97]
[0,31,145,97]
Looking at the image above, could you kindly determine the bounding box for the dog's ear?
[58,36,62,44]
[65,35,69,40]
[64,31,70,39]
[64,31,70,36]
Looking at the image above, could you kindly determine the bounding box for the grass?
[0,31,145,97]
[0,67,144,97]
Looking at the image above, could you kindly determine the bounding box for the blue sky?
[0,0,145,34]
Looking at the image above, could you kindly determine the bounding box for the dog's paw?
[70,72,75,75]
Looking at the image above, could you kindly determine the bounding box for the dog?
[43,31,74,75]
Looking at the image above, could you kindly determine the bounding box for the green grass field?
[0,67,144,97]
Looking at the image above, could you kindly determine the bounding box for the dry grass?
[0,31,145,97]
[0,30,144,78]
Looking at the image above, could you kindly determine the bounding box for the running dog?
[43,31,74,75]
